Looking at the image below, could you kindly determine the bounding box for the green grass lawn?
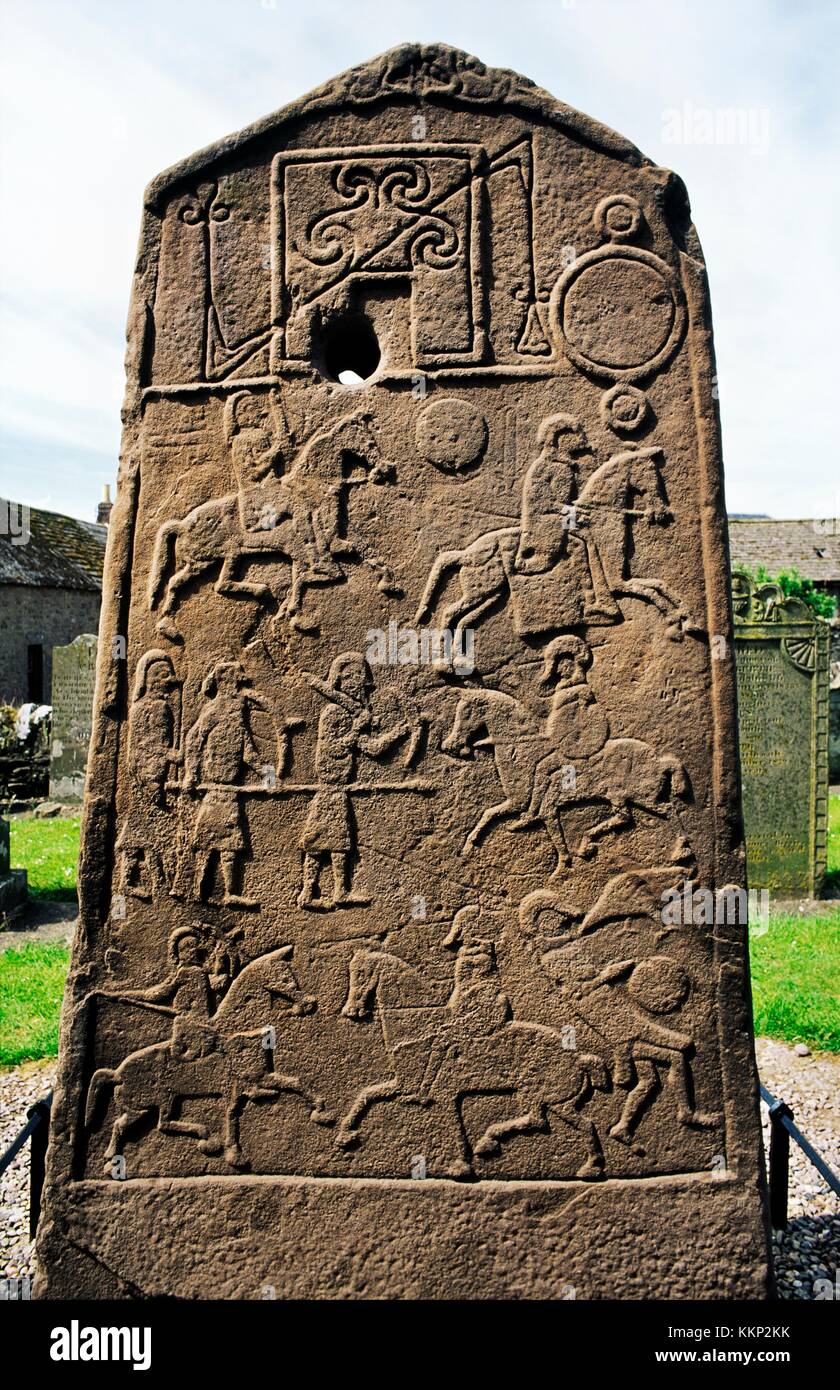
[0,941,70,1067]
[9,814,80,900]
[750,910,840,1052]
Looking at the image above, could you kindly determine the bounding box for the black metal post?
[767,1097,792,1231]
[26,1095,52,1240]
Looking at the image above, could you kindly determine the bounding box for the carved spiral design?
[380,163,432,209]
[303,214,357,270]
[409,218,460,268]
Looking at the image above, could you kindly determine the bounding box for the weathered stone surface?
[48,634,98,802]
[0,816,27,921]
[37,44,771,1300]
[733,572,830,897]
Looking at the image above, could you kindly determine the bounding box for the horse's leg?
[543,807,573,875]
[614,580,700,639]
[550,1104,605,1179]
[643,1045,720,1129]
[257,1071,334,1126]
[577,801,633,858]
[474,1099,549,1158]
[463,799,515,855]
[157,1095,211,1143]
[609,1058,659,1150]
[413,551,463,625]
[104,1106,148,1171]
[215,553,272,602]
[440,587,503,642]
[220,1086,248,1168]
[335,1079,401,1149]
[159,561,208,616]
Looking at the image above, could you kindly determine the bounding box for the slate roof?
[0,499,107,592]
[727,518,840,584]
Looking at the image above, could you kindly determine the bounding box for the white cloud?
[0,0,837,520]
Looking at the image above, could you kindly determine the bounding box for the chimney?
[97,484,113,526]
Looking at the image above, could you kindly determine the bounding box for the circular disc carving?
[416,397,488,471]
[593,193,642,243]
[550,246,687,383]
[599,383,650,434]
[627,957,690,1014]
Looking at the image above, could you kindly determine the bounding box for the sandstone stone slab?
[36,44,771,1299]
[733,571,830,897]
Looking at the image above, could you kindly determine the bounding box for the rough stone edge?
[142,41,650,210]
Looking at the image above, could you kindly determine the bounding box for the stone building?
[0,495,109,706]
[728,517,840,779]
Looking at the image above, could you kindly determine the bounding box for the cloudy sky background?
[1,0,837,522]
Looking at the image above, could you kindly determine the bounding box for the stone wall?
[0,584,101,705]
[829,620,840,783]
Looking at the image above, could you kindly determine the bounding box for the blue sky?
[1,0,837,522]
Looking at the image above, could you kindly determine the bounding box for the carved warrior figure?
[148,397,400,638]
[298,652,409,909]
[116,650,182,900]
[87,939,331,1170]
[416,413,699,643]
[182,660,280,907]
[443,659,691,870]
[338,937,609,1179]
[38,46,771,1301]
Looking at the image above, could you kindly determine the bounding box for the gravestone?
[733,572,830,897]
[36,45,771,1300]
[0,816,27,920]
[49,635,99,802]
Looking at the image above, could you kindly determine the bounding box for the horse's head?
[341,949,380,1021]
[441,693,485,758]
[328,410,394,482]
[264,947,317,1016]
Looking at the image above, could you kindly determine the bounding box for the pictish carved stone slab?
[37,44,771,1299]
[49,634,99,802]
[733,572,830,897]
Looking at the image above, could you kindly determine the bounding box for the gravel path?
[757,1038,840,1299]
[0,1057,55,1286]
[1,1043,837,1296]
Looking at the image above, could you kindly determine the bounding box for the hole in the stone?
[319,315,380,384]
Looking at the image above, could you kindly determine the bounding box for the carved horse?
[85,948,333,1171]
[337,946,610,1179]
[414,447,700,642]
[148,410,400,636]
[442,688,691,871]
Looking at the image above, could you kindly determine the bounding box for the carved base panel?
[38,1173,770,1300]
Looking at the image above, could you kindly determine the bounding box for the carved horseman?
[510,414,619,633]
[116,926,216,1060]
[522,634,610,822]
